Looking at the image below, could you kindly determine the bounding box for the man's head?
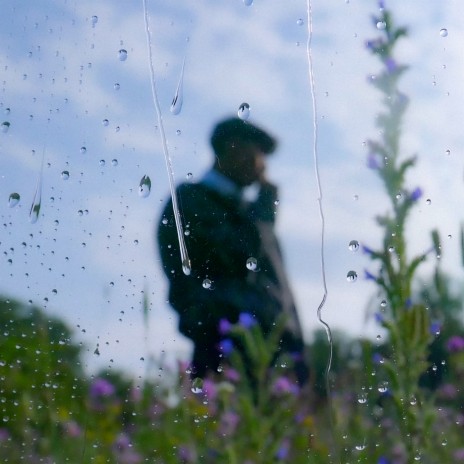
[210,117,277,187]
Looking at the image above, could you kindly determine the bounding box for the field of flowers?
[1,4,464,463]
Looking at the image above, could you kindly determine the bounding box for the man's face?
[220,141,266,187]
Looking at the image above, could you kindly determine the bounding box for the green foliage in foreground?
[0,294,464,463]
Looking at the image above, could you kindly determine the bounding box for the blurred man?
[157,117,307,382]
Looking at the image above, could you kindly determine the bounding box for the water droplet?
[114,83,120,91]
[348,240,359,252]
[8,193,20,208]
[246,257,258,271]
[182,259,191,276]
[111,159,118,166]
[102,119,109,126]
[357,393,367,404]
[445,149,450,156]
[184,229,190,236]
[346,270,357,282]
[176,129,181,135]
[1,121,10,133]
[99,159,105,167]
[80,146,87,154]
[161,218,168,225]
[439,28,448,37]
[138,175,151,198]
[191,377,203,394]
[186,172,193,180]
[91,15,98,27]
[426,199,431,205]
[170,58,185,115]
[118,49,128,61]
[380,300,387,308]
[355,444,366,451]
[237,102,250,120]
[353,194,359,201]
[202,278,212,289]
[61,170,70,180]
[296,18,304,26]
[376,21,386,30]
[378,382,388,393]
[243,0,253,5]
[409,396,417,405]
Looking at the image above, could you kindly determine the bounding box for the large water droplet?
[357,393,367,404]
[202,278,212,289]
[191,377,203,394]
[378,381,388,393]
[237,102,250,120]
[439,28,448,37]
[296,18,304,26]
[29,198,41,224]
[346,270,357,282]
[8,193,20,208]
[1,121,10,133]
[376,21,386,30]
[170,58,185,115]
[138,175,151,198]
[118,49,128,61]
[61,170,70,180]
[348,240,359,252]
[182,259,192,276]
[246,257,258,271]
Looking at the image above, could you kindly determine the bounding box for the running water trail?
[170,56,185,115]
[29,133,48,224]
[142,0,191,275]
[305,0,337,457]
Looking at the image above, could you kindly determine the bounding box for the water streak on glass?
[142,0,191,275]
[29,146,46,224]
[170,57,185,115]
[305,0,336,455]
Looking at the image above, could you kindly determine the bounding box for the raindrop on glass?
[138,175,151,198]
[378,382,388,393]
[380,300,387,308]
[186,172,193,180]
[376,21,386,30]
[202,278,212,289]
[426,199,431,205]
[80,146,87,154]
[1,121,10,133]
[61,170,70,180]
[102,119,109,126]
[445,149,450,156]
[439,28,448,37]
[114,83,120,91]
[348,240,359,252]
[170,58,185,115]
[111,159,118,166]
[357,394,367,404]
[346,270,357,282]
[118,49,128,61]
[243,0,253,5]
[8,193,20,208]
[99,159,105,167]
[296,18,304,26]
[237,102,250,120]
[191,377,203,394]
[246,257,258,271]
[91,15,98,27]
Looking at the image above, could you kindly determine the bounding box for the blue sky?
[1,0,463,376]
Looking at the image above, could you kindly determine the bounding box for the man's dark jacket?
[157,177,304,375]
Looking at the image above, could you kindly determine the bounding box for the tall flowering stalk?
[363,4,441,461]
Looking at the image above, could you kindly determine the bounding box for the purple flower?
[219,411,240,436]
[446,335,464,353]
[454,449,464,461]
[63,420,82,438]
[410,187,423,202]
[276,438,290,460]
[238,312,257,329]
[0,428,10,442]
[90,378,115,398]
[367,153,381,169]
[203,379,218,401]
[218,338,234,356]
[224,367,241,382]
[377,457,389,464]
[364,269,377,281]
[372,352,383,364]
[178,445,196,463]
[218,318,232,335]
[272,376,299,396]
[437,383,458,400]
[362,245,374,255]
[429,320,441,336]
[374,312,384,324]
[384,57,397,73]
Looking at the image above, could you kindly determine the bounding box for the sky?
[1,0,463,377]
